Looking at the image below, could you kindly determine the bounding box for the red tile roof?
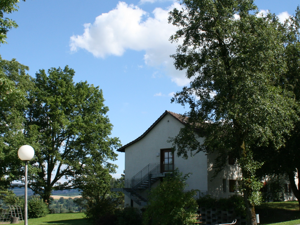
[117,110,187,152]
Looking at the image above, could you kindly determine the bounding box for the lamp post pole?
[24,161,28,225]
[18,145,35,225]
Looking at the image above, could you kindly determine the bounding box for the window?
[160,149,174,173]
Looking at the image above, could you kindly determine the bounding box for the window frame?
[160,148,174,173]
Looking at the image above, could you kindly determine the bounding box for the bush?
[85,197,118,222]
[115,207,142,225]
[28,196,49,218]
[143,169,198,225]
[95,214,117,225]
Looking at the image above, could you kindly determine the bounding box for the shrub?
[95,214,117,225]
[85,197,118,222]
[28,196,49,218]
[115,207,142,225]
[143,169,198,225]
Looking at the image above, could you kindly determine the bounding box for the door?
[160,149,174,173]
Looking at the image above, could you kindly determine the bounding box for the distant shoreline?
[50,195,81,199]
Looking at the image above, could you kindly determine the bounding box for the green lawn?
[256,201,300,225]
[4,201,300,225]
[17,213,91,225]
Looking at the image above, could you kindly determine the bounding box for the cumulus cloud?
[278,11,290,23]
[257,9,291,24]
[139,0,175,4]
[257,9,269,18]
[70,2,189,86]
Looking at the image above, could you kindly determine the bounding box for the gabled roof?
[117,110,187,152]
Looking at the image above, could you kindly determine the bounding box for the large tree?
[0,0,30,193]
[168,1,298,225]
[0,56,33,188]
[254,6,300,209]
[25,66,121,203]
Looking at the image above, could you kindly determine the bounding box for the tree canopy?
[0,0,25,44]
[254,6,300,209]
[0,56,32,188]
[169,1,299,224]
[24,66,121,203]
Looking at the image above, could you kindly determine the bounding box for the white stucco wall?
[123,113,208,206]
[207,152,242,198]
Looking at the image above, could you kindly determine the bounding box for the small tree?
[28,196,49,218]
[77,163,121,223]
[143,169,198,225]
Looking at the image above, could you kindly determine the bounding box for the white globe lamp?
[18,145,35,161]
[18,145,35,225]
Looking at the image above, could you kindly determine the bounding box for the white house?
[115,110,244,208]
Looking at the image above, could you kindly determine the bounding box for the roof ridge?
[117,110,186,152]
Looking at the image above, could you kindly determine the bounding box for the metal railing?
[124,163,161,189]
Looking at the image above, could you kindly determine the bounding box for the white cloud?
[257,9,269,18]
[278,11,290,23]
[139,0,175,4]
[110,173,122,178]
[70,2,189,86]
[257,10,291,24]
[154,92,163,96]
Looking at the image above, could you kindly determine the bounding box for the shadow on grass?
[256,208,300,224]
[45,218,92,225]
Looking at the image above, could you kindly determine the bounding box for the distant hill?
[10,186,81,197]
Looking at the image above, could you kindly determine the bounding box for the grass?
[256,201,300,224]
[1,201,298,225]
[16,213,91,225]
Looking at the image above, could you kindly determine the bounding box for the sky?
[1,0,299,178]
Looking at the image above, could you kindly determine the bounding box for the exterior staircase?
[112,163,165,206]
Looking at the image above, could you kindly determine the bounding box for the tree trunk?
[42,188,52,206]
[239,140,258,225]
[288,169,300,210]
[243,184,257,225]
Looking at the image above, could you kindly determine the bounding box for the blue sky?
[1,0,299,178]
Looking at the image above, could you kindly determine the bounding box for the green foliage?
[115,207,142,225]
[95,214,117,225]
[0,56,32,187]
[49,197,83,213]
[169,1,299,224]
[143,169,198,225]
[254,6,300,208]
[95,207,142,225]
[28,196,49,218]
[0,188,23,208]
[0,0,25,44]
[110,176,125,206]
[238,151,263,206]
[23,66,120,203]
[197,195,246,217]
[77,163,122,222]
[85,197,119,223]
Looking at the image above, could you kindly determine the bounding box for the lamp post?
[18,145,35,225]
